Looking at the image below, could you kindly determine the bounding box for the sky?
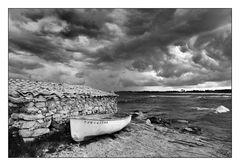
[9,9,232,91]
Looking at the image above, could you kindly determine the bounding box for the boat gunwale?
[70,114,131,121]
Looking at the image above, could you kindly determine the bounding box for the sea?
[116,92,232,143]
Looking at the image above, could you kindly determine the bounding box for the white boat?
[70,113,131,142]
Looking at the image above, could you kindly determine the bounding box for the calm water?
[117,92,232,142]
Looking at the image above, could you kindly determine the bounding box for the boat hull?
[70,114,131,142]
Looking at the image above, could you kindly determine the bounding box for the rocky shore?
[9,111,231,158]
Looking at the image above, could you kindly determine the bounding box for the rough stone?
[148,117,162,124]
[12,121,22,128]
[19,129,33,137]
[37,119,44,123]
[59,110,69,114]
[41,107,48,113]
[26,102,34,108]
[9,90,20,98]
[146,119,153,126]
[50,108,57,113]
[39,120,51,128]
[53,114,67,122]
[16,119,52,130]
[21,121,37,129]
[215,105,230,114]
[181,126,202,135]
[25,107,39,113]
[19,128,50,137]
[177,120,189,124]
[45,116,52,121]
[56,105,62,111]
[11,113,44,121]
[55,101,60,105]
[85,105,93,111]
[154,126,168,132]
[72,107,79,113]
[25,93,33,100]
[93,107,99,113]
[47,100,56,109]
[53,96,59,101]
[71,112,79,116]
[23,137,35,142]
[99,107,104,113]
[32,128,50,137]
[184,127,193,132]
[64,105,71,110]
[53,114,62,119]
[8,118,15,126]
[148,117,172,126]
[35,102,46,108]
[60,101,66,107]
[9,102,18,107]
[8,96,25,103]
[45,112,54,116]
[35,95,46,102]
[131,111,144,120]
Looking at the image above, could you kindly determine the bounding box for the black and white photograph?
[8,8,232,158]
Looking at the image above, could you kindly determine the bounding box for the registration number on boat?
[84,120,108,124]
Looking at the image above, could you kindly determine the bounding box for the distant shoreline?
[115,89,232,94]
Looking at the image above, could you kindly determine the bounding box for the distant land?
[115,89,232,94]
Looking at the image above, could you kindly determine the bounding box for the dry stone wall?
[8,79,118,142]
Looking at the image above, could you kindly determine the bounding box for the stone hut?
[8,78,118,142]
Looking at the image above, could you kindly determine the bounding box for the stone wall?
[9,94,118,142]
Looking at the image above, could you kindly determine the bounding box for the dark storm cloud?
[92,9,231,88]
[9,8,232,90]
[193,25,232,61]
[95,9,231,64]
[130,60,150,72]
[9,32,70,63]
[56,9,113,39]
[125,9,176,36]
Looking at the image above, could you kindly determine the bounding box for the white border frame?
[1,0,240,166]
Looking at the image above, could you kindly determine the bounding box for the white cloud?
[21,16,68,33]
[62,35,111,53]
[168,45,193,64]
[103,22,125,38]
